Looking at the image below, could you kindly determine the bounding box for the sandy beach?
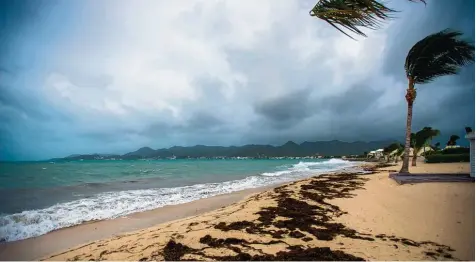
[0,186,274,261]
[1,161,474,261]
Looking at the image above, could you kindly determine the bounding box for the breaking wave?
[0,158,355,242]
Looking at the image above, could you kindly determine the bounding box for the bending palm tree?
[384,142,401,162]
[400,29,474,173]
[411,127,440,166]
[446,135,461,146]
[420,127,440,155]
[309,0,426,38]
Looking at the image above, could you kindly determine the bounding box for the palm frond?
[414,127,440,149]
[309,0,426,39]
[405,29,475,84]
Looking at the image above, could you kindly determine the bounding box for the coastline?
[2,162,474,261]
[0,185,276,261]
[0,158,356,244]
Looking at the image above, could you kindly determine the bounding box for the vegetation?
[55,140,397,161]
[308,2,474,173]
[425,154,470,163]
[435,147,470,155]
[383,143,402,162]
[410,127,441,166]
[399,30,474,173]
[309,0,426,39]
[430,142,441,151]
[446,135,461,146]
[419,127,473,164]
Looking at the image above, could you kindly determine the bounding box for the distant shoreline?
[40,139,398,162]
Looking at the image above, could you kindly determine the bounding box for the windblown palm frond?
[420,127,440,142]
[405,29,475,84]
[309,0,426,39]
[411,127,438,155]
[447,135,461,146]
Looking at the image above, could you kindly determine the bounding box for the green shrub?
[441,147,470,154]
[421,151,435,156]
[425,153,470,163]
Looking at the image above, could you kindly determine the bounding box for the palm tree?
[384,142,401,162]
[446,135,461,146]
[419,127,440,154]
[309,0,426,39]
[411,127,439,166]
[399,29,474,173]
[431,142,441,151]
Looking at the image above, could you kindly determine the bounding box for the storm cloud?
[0,0,474,160]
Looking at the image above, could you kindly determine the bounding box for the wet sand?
[2,162,474,261]
[0,186,273,261]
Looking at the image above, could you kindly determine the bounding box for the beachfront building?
[367,149,384,160]
[367,151,375,159]
[465,131,475,178]
[375,149,384,159]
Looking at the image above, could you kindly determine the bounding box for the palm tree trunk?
[412,154,417,166]
[400,79,416,173]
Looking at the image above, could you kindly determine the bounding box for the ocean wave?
[263,158,352,176]
[0,176,275,242]
[0,158,355,242]
[260,170,293,177]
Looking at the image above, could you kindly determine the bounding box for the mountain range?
[50,140,397,161]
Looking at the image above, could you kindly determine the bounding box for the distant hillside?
[54,139,397,160]
[124,147,156,157]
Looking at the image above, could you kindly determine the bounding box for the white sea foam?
[0,158,355,242]
[260,170,293,177]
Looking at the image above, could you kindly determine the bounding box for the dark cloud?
[187,111,224,130]
[0,0,474,160]
[377,0,475,140]
[254,88,312,127]
[318,84,385,115]
[382,1,475,79]
[0,0,52,67]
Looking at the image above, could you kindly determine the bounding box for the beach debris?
[162,240,193,261]
[51,172,458,261]
[161,236,365,261]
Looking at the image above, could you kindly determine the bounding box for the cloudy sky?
[0,0,474,160]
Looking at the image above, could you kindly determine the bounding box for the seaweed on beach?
[162,240,193,261]
[209,245,366,261]
[148,173,456,261]
[161,236,365,261]
[362,163,398,173]
[210,174,373,244]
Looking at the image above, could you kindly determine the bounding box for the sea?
[0,158,360,242]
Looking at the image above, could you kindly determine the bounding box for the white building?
[367,149,384,159]
[465,131,475,178]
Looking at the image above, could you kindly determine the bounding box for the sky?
[0,0,474,161]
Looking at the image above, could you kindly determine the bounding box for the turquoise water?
[0,159,309,190]
[0,158,358,242]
